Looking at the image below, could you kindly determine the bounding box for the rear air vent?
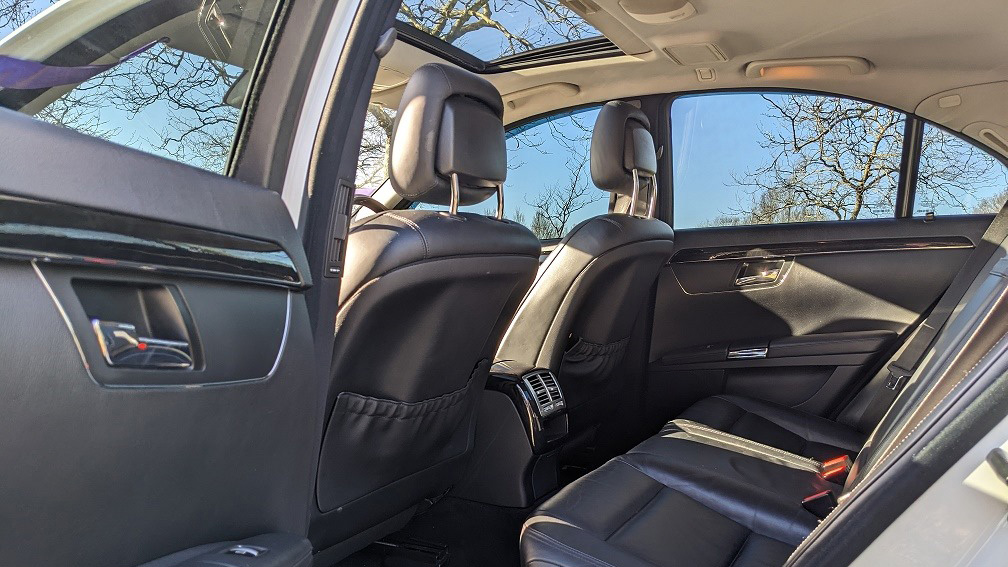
[522,370,565,418]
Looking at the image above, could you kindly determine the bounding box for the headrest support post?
[629,169,642,217]
[450,172,461,215]
[645,175,657,218]
[495,185,505,221]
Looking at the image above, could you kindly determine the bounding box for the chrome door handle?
[727,347,768,360]
[92,320,193,369]
[735,260,785,287]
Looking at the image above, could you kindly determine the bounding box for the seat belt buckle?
[802,490,838,520]
[819,455,853,482]
[884,362,913,391]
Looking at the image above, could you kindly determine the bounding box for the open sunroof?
[396,0,613,65]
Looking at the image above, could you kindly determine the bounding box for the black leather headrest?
[389,63,507,206]
[590,101,658,196]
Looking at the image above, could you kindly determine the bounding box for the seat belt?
[861,203,1008,427]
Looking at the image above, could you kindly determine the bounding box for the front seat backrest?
[310,63,541,561]
[495,100,675,451]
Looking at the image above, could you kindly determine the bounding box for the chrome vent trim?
[522,369,565,418]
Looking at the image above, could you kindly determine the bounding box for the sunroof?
[397,0,602,62]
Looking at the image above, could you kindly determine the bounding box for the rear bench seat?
[678,394,866,461]
[521,229,1008,566]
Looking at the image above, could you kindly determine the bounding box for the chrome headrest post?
[449,172,461,215]
[495,184,505,221]
[629,168,641,217]
[645,175,657,219]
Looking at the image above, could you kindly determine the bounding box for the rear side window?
[0,0,283,174]
[457,106,607,239]
[671,92,907,228]
[915,123,1008,216]
[404,105,608,239]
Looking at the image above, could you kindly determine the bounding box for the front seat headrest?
[389,63,507,207]
[590,100,658,196]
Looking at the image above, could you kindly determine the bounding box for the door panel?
[0,111,319,567]
[646,215,991,424]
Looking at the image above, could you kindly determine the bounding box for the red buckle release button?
[819,455,852,481]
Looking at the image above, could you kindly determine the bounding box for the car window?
[915,123,1008,216]
[671,92,907,228]
[358,103,609,239]
[356,103,396,194]
[453,105,607,239]
[0,0,283,175]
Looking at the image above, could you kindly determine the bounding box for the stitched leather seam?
[385,213,429,259]
[605,483,663,541]
[598,217,624,232]
[714,394,846,447]
[726,531,752,567]
[524,529,626,567]
[333,376,474,420]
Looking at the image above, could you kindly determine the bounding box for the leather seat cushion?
[678,395,867,461]
[521,437,826,567]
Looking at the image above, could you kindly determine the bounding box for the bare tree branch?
[716,95,1000,225]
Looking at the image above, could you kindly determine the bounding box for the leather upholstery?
[679,394,867,461]
[521,434,831,567]
[340,210,540,304]
[496,102,674,448]
[589,101,657,195]
[311,65,540,559]
[389,63,506,206]
[520,232,1008,567]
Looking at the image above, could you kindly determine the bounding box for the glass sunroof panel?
[397,0,601,62]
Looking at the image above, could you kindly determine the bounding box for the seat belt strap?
[861,202,1008,428]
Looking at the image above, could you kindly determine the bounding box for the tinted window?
[357,103,396,193]
[453,105,608,238]
[0,0,282,174]
[671,92,907,228]
[396,0,601,62]
[915,123,1008,215]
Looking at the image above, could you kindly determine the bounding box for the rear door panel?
[0,110,319,567]
[646,215,989,423]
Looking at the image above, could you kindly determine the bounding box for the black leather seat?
[678,394,867,461]
[522,429,833,567]
[496,101,675,451]
[310,63,540,559]
[521,247,1008,567]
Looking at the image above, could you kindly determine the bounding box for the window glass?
[358,103,608,238]
[671,92,907,228]
[450,105,607,238]
[915,124,1008,215]
[396,0,601,62]
[0,0,282,174]
[357,103,396,193]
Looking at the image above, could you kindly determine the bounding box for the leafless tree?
[525,153,599,238]
[0,0,40,31]
[916,126,1008,214]
[357,0,591,188]
[34,92,120,140]
[1,1,246,172]
[721,94,1006,224]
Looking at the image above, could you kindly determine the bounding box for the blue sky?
[0,0,246,173]
[398,0,600,61]
[5,1,1004,225]
[671,93,772,227]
